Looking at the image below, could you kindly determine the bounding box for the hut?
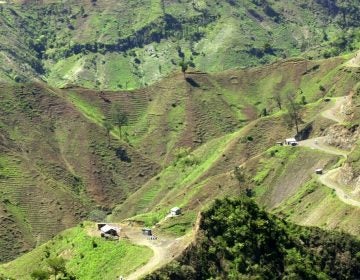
[170,207,181,216]
[142,228,152,236]
[100,225,120,237]
[315,168,323,175]
[284,138,298,146]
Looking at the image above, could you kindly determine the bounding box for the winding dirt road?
[299,97,359,207]
[125,95,358,279]
[318,167,360,207]
[124,225,190,280]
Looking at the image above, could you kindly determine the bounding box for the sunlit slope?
[0,222,153,280]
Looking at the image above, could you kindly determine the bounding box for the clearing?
[87,221,196,280]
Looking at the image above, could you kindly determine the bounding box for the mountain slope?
[1,0,360,89]
[146,197,360,280]
[0,82,160,262]
[108,55,360,229]
[0,52,359,264]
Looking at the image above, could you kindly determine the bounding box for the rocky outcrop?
[324,124,359,150]
[339,163,360,193]
[324,93,360,190]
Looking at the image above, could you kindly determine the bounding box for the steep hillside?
[64,56,355,165]
[146,197,360,280]
[337,90,360,190]
[0,0,360,89]
[0,51,359,265]
[0,0,360,277]
[0,55,359,280]
[108,56,360,232]
[0,82,160,262]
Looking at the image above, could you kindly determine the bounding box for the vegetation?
[285,92,303,135]
[0,223,153,280]
[146,197,360,280]
[0,0,360,89]
[0,1,359,277]
[110,102,129,140]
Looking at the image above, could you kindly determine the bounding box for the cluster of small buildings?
[97,207,182,240]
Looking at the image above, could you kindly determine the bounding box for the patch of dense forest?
[146,197,360,280]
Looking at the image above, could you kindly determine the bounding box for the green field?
[0,222,153,280]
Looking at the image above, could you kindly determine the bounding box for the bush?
[30,270,50,280]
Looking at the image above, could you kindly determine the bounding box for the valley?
[0,0,359,279]
[0,52,359,279]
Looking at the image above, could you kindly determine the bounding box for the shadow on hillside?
[185,77,200,88]
[115,147,131,163]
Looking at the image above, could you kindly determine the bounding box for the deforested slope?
[0,82,160,262]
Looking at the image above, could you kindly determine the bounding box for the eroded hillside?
[0,82,160,261]
[0,11,359,279]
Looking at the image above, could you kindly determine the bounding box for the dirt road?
[321,96,347,123]
[299,137,348,158]
[318,168,360,207]
[299,97,359,207]
[124,225,190,280]
[345,50,360,68]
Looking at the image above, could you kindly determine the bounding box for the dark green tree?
[285,92,302,134]
[30,270,50,280]
[273,91,282,110]
[234,166,246,185]
[111,103,128,139]
[179,61,188,78]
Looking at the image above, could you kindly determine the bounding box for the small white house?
[170,207,181,216]
[284,138,298,146]
[315,168,323,175]
[100,225,120,237]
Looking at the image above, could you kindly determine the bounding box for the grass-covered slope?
[106,56,360,230]
[0,222,153,280]
[1,0,360,89]
[146,197,360,280]
[0,53,359,266]
[64,56,358,164]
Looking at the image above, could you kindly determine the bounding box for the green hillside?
[0,222,153,280]
[1,0,360,89]
[146,197,360,280]
[0,51,359,265]
[0,82,160,262]
[0,0,359,278]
